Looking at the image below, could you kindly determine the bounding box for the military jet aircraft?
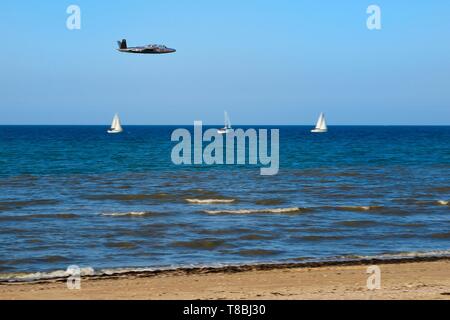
[117,39,176,54]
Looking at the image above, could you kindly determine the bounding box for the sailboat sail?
[108,114,123,133]
[315,113,327,130]
[311,112,327,133]
[218,111,232,134]
[113,114,123,131]
[224,111,231,129]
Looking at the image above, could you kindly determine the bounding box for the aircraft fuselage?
[117,39,176,54]
[117,46,176,54]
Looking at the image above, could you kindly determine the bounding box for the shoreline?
[2,254,450,284]
[1,257,449,300]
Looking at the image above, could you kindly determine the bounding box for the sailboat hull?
[217,128,230,134]
[311,129,327,133]
[107,129,123,134]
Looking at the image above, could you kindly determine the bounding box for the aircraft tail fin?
[117,39,127,49]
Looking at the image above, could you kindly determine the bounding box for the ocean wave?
[184,189,223,197]
[185,198,235,204]
[430,186,450,192]
[393,198,449,207]
[336,220,378,227]
[0,199,60,210]
[203,207,305,215]
[0,213,79,222]
[105,241,138,249]
[239,233,277,241]
[100,211,154,217]
[431,232,450,239]
[337,205,381,211]
[171,239,228,249]
[255,199,286,205]
[343,250,450,261]
[294,235,346,241]
[197,227,254,235]
[1,255,70,266]
[0,267,95,283]
[86,193,170,201]
[321,205,411,215]
[237,249,281,256]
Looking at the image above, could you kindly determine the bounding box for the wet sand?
[1,258,449,300]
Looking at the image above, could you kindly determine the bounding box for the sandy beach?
[1,258,449,300]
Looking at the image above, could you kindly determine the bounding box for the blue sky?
[1,0,449,125]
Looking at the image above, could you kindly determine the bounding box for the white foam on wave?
[101,211,149,217]
[437,200,449,206]
[0,267,95,282]
[203,207,302,214]
[345,249,450,261]
[185,198,235,204]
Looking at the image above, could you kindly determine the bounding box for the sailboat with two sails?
[107,113,123,134]
[311,112,328,133]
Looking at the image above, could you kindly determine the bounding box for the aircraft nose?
[169,48,176,53]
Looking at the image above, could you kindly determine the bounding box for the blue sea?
[0,125,449,281]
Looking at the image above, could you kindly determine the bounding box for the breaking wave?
[0,267,95,283]
[100,211,155,217]
[185,198,236,204]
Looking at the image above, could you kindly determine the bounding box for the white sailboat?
[217,111,232,134]
[311,112,327,133]
[107,113,123,134]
